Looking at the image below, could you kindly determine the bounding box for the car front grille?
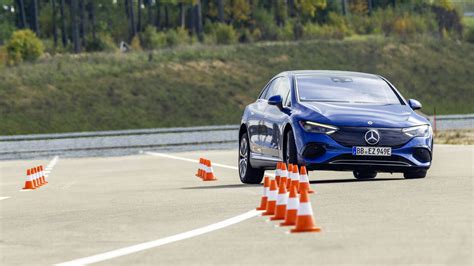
[330,127,412,148]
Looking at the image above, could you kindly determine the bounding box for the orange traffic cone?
[275,162,281,186]
[39,165,47,185]
[286,164,293,188]
[203,160,217,181]
[298,166,314,194]
[270,178,288,221]
[196,158,204,178]
[256,176,270,210]
[290,165,300,192]
[40,165,48,184]
[33,167,41,188]
[280,183,299,226]
[280,163,288,187]
[35,166,42,186]
[23,168,36,190]
[291,189,321,233]
[262,180,277,216]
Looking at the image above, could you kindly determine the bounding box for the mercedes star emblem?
[365,130,380,145]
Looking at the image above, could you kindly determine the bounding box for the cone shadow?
[309,178,403,184]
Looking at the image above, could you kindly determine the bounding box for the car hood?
[298,102,429,128]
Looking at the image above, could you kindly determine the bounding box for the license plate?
[352,146,392,156]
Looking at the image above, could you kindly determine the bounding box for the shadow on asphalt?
[309,178,403,184]
[182,178,403,189]
[182,184,261,190]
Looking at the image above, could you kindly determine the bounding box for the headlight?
[300,121,339,135]
[402,125,431,137]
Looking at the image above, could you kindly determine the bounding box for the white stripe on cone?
[287,198,299,210]
[267,190,278,201]
[292,170,300,181]
[276,192,288,205]
[300,173,309,183]
[297,202,314,216]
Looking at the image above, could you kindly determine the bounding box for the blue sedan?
[238,70,433,184]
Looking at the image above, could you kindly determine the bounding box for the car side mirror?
[408,99,422,110]
[268,95,283,109]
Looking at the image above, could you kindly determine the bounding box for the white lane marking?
[145,152,238,170]
[145,151,275,177]
[45,156,59,176]
[55,210,261,266]
[0,197,11,201]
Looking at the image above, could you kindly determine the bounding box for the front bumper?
[294,124,433,173]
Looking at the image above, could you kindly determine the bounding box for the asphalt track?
[0,145,472,265]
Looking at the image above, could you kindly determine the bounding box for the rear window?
[296,75,402,105]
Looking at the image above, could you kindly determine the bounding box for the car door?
[247,78,278,156]
[262,76,292,159]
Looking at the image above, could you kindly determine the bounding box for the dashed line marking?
[0,196,11,201]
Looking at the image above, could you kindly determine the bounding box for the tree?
[79,0,86,46]
[295,0,327,18]
[32,0,39,35]
[217,0,224,22]
[127,0,137,38]
[51,0,58,46]
[179,1,186,28]
[70,0,80,53]
[15,0,27,29]
[138,0,143,32]
[87,0,96,41]
[59,0,67,47]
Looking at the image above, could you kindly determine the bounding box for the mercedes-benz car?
[238,70,433,184]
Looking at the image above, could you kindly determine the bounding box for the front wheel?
[404,169,427,179]
[238,133,264,184]
[285,130,298,165]
[353,170,377,179]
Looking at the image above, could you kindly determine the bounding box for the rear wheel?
[353,170,377,179]
[404,169,427,179]
[238,133,264,184]
[285,130,298,165]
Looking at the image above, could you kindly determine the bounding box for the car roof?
[279,70,382,79]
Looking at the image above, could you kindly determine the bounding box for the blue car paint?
[241,70,433,172]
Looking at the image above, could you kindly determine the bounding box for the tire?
[353,170,377,179]
[238,132,264,184]
[285,130,298,165]
[404,169,427,179]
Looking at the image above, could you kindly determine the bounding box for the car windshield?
[296,74,402,104]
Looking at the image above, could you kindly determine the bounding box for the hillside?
[1,37,473,135]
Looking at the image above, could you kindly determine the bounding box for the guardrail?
[1,114,472,160]
[428,114,474,130]
[0,125,240,160]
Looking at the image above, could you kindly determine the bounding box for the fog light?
[302,143,326,159]
[413,148,431,163]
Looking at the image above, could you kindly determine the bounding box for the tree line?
[1,0,463,53]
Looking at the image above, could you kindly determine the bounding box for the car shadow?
[182,184,261,190]
[309,178,403,184]
[182,178,403,189]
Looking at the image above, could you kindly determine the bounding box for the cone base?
[270,216,284,221]
[256,198,268,210]
[203,178,217,181]
[291,227,321,233]
[261,211,275,216]
[280,221,296,226]
[22,187,36,190]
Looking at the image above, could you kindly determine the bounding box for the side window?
[259,79,275,99]
[275,77,291,106]
[282,78,291,106]
[262,78,281,100]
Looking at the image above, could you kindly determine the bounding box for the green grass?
[1,37,473,135]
